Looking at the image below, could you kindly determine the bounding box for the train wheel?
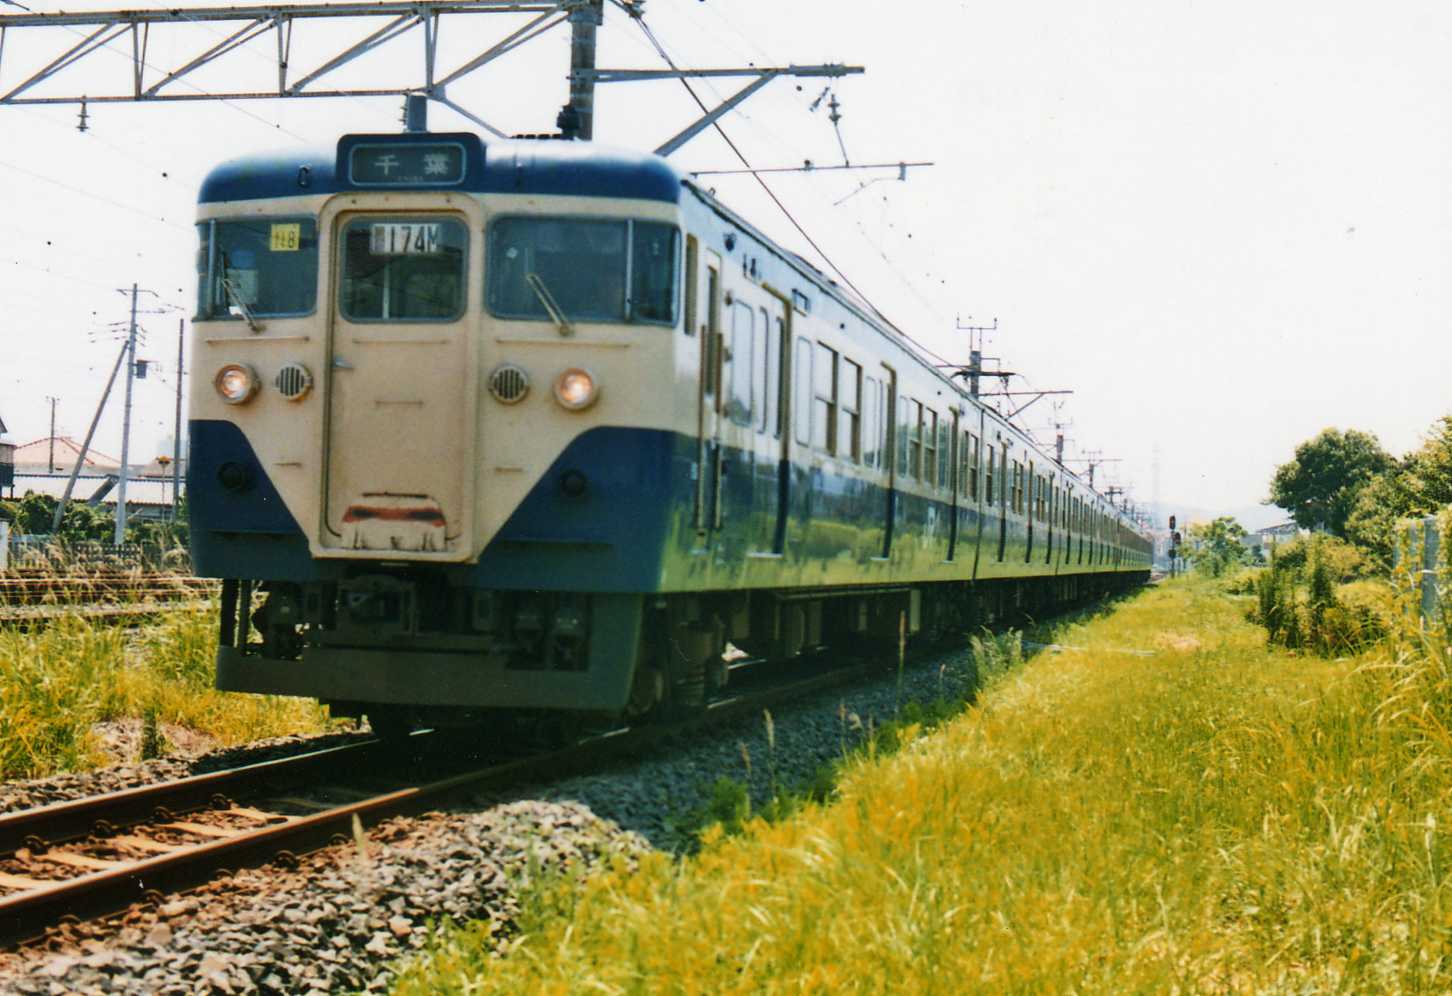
[367,706,416,745]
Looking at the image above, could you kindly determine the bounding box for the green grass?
[0,606,333,780]
[392,579,1452,992]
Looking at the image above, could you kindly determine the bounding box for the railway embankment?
[395,578,1452,992]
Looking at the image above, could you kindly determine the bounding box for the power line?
[627,11,960,373]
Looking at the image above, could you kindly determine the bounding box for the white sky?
[0,0,1448,520]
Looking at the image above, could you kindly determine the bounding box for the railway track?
[0,655,875,950]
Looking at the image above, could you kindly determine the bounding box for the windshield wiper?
[526,272,575,338]
[219,276,266,333]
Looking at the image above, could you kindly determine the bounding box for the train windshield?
[487,218,679,326]
[196,219,318,319]
[339,216,468,322]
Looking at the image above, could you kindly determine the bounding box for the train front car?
[189,133,688,733]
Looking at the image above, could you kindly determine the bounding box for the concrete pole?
[173,318,184,521]
[113,284,139,546]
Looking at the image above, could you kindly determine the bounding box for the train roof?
[198,134,683,205]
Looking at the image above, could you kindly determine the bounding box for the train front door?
[319,198,479,558]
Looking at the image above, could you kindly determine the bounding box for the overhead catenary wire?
[624,10,963,373]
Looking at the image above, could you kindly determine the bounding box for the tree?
[1268,428,1395,537]
[1345,415,1452,567]
[1188,516,1249,577]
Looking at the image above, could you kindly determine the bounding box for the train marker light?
[553,368,598,410]
[214,363,260,404]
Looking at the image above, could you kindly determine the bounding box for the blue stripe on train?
[186,420,1112,589]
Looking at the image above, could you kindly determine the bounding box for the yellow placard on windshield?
[269,223,301,252]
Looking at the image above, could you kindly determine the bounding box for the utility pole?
[172,318,184,522]
[52,339,128,532]
[45,396,57,471]
[560,0,603,140]
[113,283,139,546]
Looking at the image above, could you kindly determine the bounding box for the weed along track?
[0,655,878,953]
[0,574,218,627]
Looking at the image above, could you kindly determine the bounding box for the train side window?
[813,342,838,453]
[793,337,812,446]
[970,433,980,499]
[923,410,938,485]
[839,358,861,462]
[727,301,753,426]
[908,401,924,480]
[897,397,911,477]
[863,375,879,467]
[937,418,950,491]
[985,444,995,504]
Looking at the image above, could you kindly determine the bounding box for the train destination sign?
[349,143,466,186]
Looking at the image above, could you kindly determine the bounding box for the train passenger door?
[319,198,480,558]
[760,289,791,554]
[947,409,961,561]
[880,364,897,558]
[694,253,723,539]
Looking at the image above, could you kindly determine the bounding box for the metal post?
[403,92,428,131]
[968,348,981,399]
[113,283,138,546]
[1422,516,1441,629]
[560,0,602,140]
[53,337,128,532]
[172,317,184,521]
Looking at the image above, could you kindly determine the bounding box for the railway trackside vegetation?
[0,605,330,780]
[395,578,1452,992]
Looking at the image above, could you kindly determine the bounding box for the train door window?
[897,397,911,477]
[1012,461,1024,514]
[985,444,995,504]
[340,217,468,321]
[768,316,784,438]
[863,375,879,467]
[878,377,891,473]
[198,218,319,319]
[937,418,950,491]
[727,301,753,425]
[755,307,771,434]
[839,358,861,461]
[705,264,722,394]
[812,342,838,453]
[684,236,699,335]
[793,337,812,446]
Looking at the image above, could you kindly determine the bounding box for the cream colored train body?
[189,132,1150,729]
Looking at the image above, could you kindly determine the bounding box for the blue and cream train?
[188,130,1151,731]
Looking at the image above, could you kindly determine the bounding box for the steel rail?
[0,658,874,948]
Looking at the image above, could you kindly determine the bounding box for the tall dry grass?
[0,606,331,780]
[394,579,1452,992]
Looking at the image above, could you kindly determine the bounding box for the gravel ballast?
[0,641,994,992]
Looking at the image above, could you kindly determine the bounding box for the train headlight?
[214,363,260,404]
[553,368,598,411]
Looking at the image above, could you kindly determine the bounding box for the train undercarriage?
[215,570,1149,735]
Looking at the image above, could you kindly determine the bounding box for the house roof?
[12,436,121,473]
[10,473,177,507]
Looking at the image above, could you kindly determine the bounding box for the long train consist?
[188,130,1151,733]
